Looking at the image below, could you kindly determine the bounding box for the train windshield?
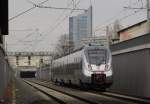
[85,48,107,65]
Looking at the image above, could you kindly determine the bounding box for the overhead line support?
[34,5,87,11]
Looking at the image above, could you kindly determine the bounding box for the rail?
[23,79,146,104]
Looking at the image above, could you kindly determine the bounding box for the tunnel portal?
[20,71,36,78]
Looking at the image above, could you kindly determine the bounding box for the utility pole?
[106,26,111,47]
[90,5,93,36]
[147,0,150,33]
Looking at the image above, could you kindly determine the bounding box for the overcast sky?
[6,0,146,52]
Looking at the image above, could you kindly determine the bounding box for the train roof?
[53,44,109,60]
[53,47,83,60]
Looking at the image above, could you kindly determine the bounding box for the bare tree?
[106,20,123,43]
[54,34,72,57]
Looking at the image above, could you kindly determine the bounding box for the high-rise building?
[69,6,92,49]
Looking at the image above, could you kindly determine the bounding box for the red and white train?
[50,44,113,90]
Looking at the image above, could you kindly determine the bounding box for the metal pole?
[106,26,110,47]
[3,32,7,91]
[147,0,150,33]
[90,6,93,36]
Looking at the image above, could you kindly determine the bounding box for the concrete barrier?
[110,33,150,98]
[0,46,13,102]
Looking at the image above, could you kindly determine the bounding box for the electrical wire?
[7,29,39,50]
[10,29,34,31]
[124,0,145,9]
[95,0,144,30]
[94,8,144,33]
[94,0,145,33]
[94,8,127,31]
[29,1,80,50]
[9,0,72,50]
[27,0,85,11]
[96,11,144,35]
[20,0,81,51]
[9,0,49,21]
[33,1,81,49]
[33,4,86,11]
[12,0,144,51]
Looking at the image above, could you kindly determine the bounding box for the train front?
[83,45,113,88]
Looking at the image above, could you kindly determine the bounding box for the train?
[36,64,50,80]
[49,44,113,90]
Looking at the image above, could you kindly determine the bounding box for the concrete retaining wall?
[110,49,150,98]
[110,33,150,98]
[0,47,13,100]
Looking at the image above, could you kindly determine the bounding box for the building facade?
[118,20,147,42]
[69,6,92,49]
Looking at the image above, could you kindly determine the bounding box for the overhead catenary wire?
[10,29,34,31]
[28,0,86,11]
[94,8,144,33]
[29,0,81,50]
[20,0,81,51]
[13,0,74,51]
[16,30,42,51]
[51,0,76,30]
[9,0,49,21]
[95,0,144,29]
[34,5,86,11]
[95,8,128,30]
[124,7,146,9]
[124,0,145,9]
[94,0,145,33]
[11,0,145,51]
[7,29,40,51]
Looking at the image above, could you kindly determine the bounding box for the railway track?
[50,80,150,104]
[28,79,150,104]
[24,80,98,104]
[23,79,143,104]
[93,91,150,104]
